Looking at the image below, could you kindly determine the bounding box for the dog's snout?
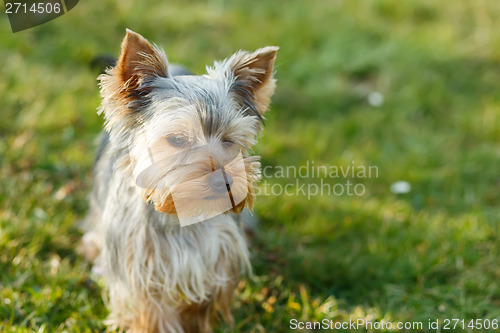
[209,171,233,193]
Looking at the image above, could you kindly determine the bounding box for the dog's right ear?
[99,29,169,128]
[116,29,169,91]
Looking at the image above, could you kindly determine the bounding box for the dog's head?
[98,29,278,225]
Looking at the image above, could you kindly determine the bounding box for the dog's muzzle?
[208,169,233,193]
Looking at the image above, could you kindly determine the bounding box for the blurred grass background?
[1,0,500,332]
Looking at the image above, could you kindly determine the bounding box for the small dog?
[80,29,277,332]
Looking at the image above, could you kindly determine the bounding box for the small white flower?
[368,91,385,107]
[390,181,411,194]
[92,265,104,276]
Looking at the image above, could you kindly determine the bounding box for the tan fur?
[154,194,177,215]
[179,275,236,333]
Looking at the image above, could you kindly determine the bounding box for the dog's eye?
[167,135,190,147]
[222,140,234,147]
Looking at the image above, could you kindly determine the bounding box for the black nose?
[209,170,233,193]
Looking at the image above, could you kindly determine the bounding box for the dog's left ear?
[226,46,279,117]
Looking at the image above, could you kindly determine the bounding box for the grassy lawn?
[1,0,500,332]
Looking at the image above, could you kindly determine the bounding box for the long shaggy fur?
[80,29,277,333]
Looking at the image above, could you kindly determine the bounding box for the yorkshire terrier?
[80,29,278,332]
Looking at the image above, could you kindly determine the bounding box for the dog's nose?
[209,171,233,193]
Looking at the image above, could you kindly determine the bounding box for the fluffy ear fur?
[116,29,169,90]
[225,46,279,118]
[98,29,168,129]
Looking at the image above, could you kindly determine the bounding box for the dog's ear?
[115,29,169,93]
[226,46,278,117]
[98,30,169,129]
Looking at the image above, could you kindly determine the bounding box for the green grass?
[1,0,500,332]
